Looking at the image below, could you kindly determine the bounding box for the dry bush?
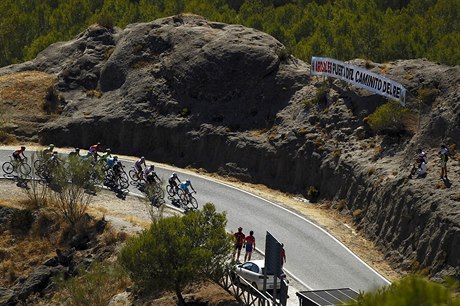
[56,261,131,306]
[0,130,15,144]
[368,167,376,176]
[335,200,347,211]
[21,154,49,209]
[86,89,103,98]
[353,209,363,219]
[100,224,118,246]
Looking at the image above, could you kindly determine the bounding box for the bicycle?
[105,168,129,190]
[144,182,165,207]
[128,167,145,185]
[179,190,198,211]
[166,183,181,198]
[2,156,31,176]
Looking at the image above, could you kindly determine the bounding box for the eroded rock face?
[1,14,460,280]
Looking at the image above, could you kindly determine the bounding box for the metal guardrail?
[220,272,274,306]
[219,270,289,306]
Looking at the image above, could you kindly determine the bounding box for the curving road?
[0,147,390,292]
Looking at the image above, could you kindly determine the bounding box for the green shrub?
[119,203,233,305]
[417,87,439,105]
[180,107,191,117]
[57,261,130,306]
[346,275,460,306]
[314,82,329,105]
[306,186,319,202]
[365,100,409,132]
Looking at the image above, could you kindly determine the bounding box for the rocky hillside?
[1,14,459,280]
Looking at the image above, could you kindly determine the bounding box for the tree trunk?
[175,282,186,306]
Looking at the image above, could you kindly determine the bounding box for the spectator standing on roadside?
[233,227,245,262]
[280,243,286,268]
[439,144,449,179]
[244,231,256,262]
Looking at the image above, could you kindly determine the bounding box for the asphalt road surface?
[0,148,390,293]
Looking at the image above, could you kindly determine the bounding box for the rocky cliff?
[1,14,459,280]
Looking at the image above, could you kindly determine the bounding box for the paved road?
[0,148,390,293]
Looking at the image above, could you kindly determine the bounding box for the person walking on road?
[244,230,256,262]
[233,227,245,262]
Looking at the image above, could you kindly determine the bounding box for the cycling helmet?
[173,172,177,177]
[186,179,191,184]
[49,144,54,148]
[21,146,26,150]
[141,156,145,160]
[106,148,111,152]
[75,148,80,152]
[150,164,155,169]
[114,156,118,160]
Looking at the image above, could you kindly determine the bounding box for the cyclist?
[68,148,81,158]
[112,156,124,178]
[100,148,111,159]
[99,148,112,168]
[106,155,117,169]
[179,179,196,200]
[13,146,26,161]
[134,156,146,180]
[88,142,101,160]
[168,172,181,194]
[47,151,60,169]
[144,164,160,184]
[43,144,55,158]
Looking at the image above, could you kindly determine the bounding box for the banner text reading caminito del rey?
[311,57,406,106]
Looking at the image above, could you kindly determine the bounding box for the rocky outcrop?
[1,14,460,280]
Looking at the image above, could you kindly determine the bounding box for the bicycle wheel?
[2,162,14,174]
[188,196,198,210]
[166,185,175,197]
[34,159,42,171]
[128,169,139,182]
[119,176,129,190]
[154,184,165,199]
[177,190,188,209]
[19,163,31,176]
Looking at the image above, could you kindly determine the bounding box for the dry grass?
[0,71,57,137]
[0,232,56,286]
[0,71,56,112]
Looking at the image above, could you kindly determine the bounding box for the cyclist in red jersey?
[233,227,245,262]
[89,142,101,161]
[12,146,26,161]
[244,230,256,262]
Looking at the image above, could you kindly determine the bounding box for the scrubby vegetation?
[55,261,131,306]
[347,275,460,306]
[0,0,458,68]
[119,203,233,306]
[365,100,409,133]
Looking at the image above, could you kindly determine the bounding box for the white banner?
[311,56,406,106]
